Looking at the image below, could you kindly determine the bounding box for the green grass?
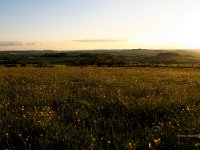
[1,67,200,149]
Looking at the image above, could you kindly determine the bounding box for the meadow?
[1,66,200,149]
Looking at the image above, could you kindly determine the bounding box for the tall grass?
[1,67,200,149]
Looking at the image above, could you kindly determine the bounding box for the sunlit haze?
[1,0,200,50]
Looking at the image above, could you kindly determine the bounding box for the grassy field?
[1,67,200,149]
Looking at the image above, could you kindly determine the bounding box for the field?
[1,67,200,149]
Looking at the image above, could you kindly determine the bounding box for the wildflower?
[195,143,200,146]
[40,112,44,116]
[154,138,161,144]
[128,142,134,149]
[148,143,152,148]
[186,106,190,111]
[198,134,200,139]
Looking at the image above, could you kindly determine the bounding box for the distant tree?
[33,63,46,67]
[96,61,103,67]
[20,63,27,67]
[5,64,17,68]
[41,53,68,57]
[157,53,180,58]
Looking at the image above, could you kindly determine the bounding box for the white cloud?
[73,39,127,42]
[0,41,23,46]
[0,41,42,46]
[24,42,41,46]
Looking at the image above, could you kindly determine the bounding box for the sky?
[0,0,200,50]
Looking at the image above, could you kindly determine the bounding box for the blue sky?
[0,0,200,50]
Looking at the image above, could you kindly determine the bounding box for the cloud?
[0,41,42,46]
[73,39,127,42]
[0,41,23,46]
[24,42,41,46]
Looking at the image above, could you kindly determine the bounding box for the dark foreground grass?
[1,67,200,149]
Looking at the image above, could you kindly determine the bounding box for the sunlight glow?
[164,9,200,49]
[128,8,200,49]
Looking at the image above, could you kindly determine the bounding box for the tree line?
[1,52,200,68]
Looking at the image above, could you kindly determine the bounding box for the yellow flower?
[154,138,161,143]
[148,143,152,148]
[128,142,134,149]
[198,134,200,139]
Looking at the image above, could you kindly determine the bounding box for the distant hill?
[1,49,200,67]
[1,49,200,57]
